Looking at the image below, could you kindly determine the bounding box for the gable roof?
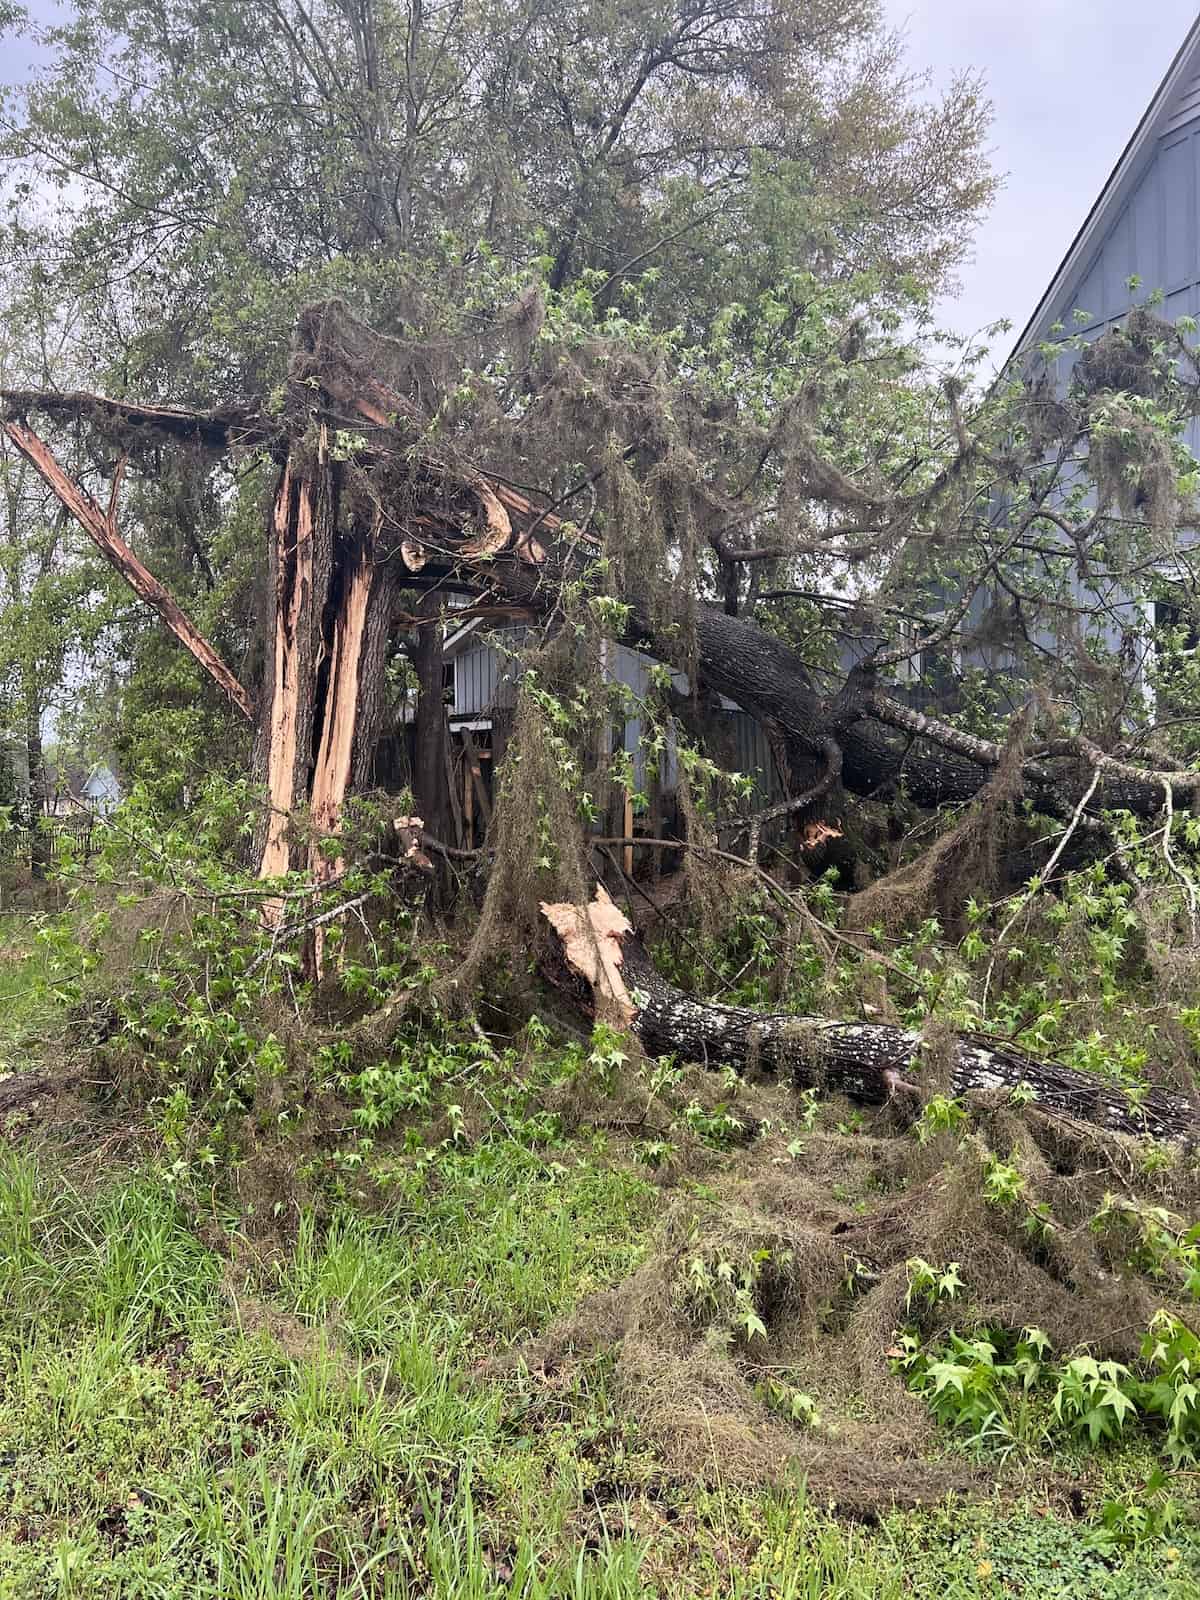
[1015,12,1200,358]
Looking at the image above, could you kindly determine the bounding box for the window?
[1153,597,1200,656]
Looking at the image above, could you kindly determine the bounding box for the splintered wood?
[307,532,376,885]
[540,884,636,1026]
[260,458,316,884]
[2,419,254,722]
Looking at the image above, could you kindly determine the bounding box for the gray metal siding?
[732,710,782,802]
[451,626,527,716]
[450,629,778,799]
[1164,62,1200,137]
[1051,111,1200,342]
[1007,99,1200,672]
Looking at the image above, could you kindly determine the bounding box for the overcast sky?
[884,1,1200,346]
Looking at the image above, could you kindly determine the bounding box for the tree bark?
[25,693,47,881]
[412,595,450,844]
[542,889,1200,1144]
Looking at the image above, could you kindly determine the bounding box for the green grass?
[2,1145,1199,1599]
[0,911,59,1067]
[0,1144,658,1598]
[2,904,1199,1597]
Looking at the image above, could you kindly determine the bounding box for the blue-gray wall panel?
[1132,154,1161,291]
[1164,136,1192,286]
[1102,206,1136,316]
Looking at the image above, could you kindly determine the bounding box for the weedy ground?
[2,912,1200,1599]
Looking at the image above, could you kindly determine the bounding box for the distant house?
[865,17,1200,712]
[44,759,121,819]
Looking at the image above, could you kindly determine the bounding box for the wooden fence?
[0,813,97,871]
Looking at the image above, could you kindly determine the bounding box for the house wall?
[450,627,527,719]
[82,766,121,817]
[1037,92,1200,459]
[449,627,784,803]
[985,83,1200,692]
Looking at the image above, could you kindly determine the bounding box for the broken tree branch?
[1,419,255,722]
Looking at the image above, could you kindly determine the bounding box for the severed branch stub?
[540,885,636,1026]
[541,888,1200,1144]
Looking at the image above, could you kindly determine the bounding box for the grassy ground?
[2,917,1200,1597]
[0,911,58,1068]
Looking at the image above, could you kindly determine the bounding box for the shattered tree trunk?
[4,335,1193,831]
[257,427,395,884]
[542,889,1200,1144]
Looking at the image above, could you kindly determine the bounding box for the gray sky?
[885,1,1200,347]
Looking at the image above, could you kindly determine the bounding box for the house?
[44,759,121,819]
[434,614,783,850]
[1015,13,1200,404]
[889,15,1200,712]
[1010,11,1200,660]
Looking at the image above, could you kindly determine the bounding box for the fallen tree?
[542,886,1200,1143]
[4,303,1200,1144]
[3,301,1198,843]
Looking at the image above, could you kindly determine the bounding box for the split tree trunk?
[257,430,394,885]
[7,306,1200,871]
[542,889,1200,1144]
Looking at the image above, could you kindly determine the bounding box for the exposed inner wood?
[2,419,254,722]
[540,885,636,1027]
[260,460,315,881]
[307,534,375,883]
[460,478,513,559]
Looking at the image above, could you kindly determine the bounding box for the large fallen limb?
[541,888,1200,1143]
[0,390,265,451]
[1,419,255,721]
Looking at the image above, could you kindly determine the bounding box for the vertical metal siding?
[1164,136,1192,285]
[451,626,532,716]
[1132,153,1162,291]
[1102,205,1136,317]
[1164,64,1200,137]
[1056,114,1200,341]
[1073,257,1104,326]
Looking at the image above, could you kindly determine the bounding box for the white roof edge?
[443,615,532,657]
[1012,12,1200,362]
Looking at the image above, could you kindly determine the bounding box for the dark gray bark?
[602,937,1199,1144]
[26,695,48,881]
